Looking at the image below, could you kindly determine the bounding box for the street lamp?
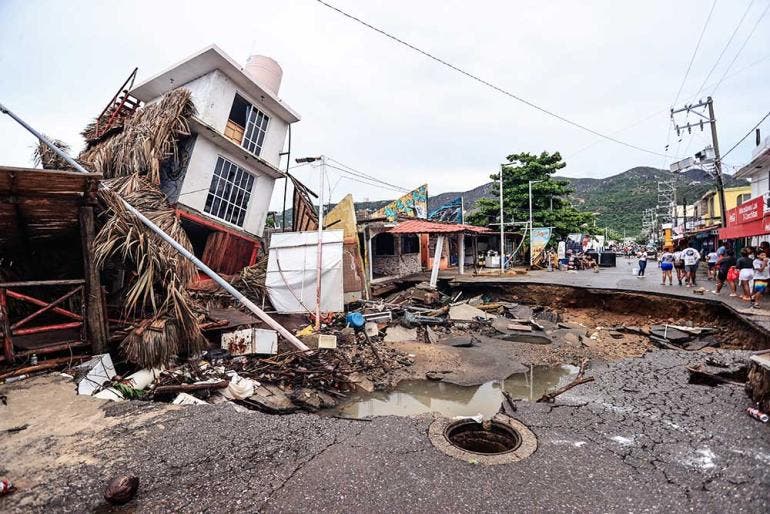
[295,155,325,330]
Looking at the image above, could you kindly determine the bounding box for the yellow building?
[694,185,752,228]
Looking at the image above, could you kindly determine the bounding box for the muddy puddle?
[330,365,578,419]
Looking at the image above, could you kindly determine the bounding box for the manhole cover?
[429,414,537,465]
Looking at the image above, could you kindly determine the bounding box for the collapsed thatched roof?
[80,89,196,184]
[33,137,74,170]
[80,88,205,368]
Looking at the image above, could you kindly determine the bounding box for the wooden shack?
[0,166,107,364]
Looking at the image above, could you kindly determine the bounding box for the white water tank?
[244,55,283,95]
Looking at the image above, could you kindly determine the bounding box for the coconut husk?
[79,88,196,184]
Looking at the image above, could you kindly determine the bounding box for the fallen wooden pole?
[537,358,594,403]
[0,356,91,380]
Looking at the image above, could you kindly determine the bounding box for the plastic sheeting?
[266,230,344,314]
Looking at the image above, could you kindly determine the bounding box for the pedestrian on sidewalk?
[682,245,701,287]
[737,247,755,301]
[659,247,674,285]
[713,249,737,295]
[751,250,769,309]
[673,247,685,286]
[637,250,647,277]
[706,249,718,280]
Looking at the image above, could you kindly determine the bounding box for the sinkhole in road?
[329,365,577,419]
[445,418,521,454]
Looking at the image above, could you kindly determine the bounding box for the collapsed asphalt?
[1,349,767,513]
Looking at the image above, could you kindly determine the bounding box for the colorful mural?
[373,184,428,221]
[428,196,463,224]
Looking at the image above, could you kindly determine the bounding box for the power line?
[326,157,409,192]
[672,0,718,107]
[315,0,671,158]
[712,1,770,95]
[722,110,770,159]
[324,163,409,193]
[692,0,754,99]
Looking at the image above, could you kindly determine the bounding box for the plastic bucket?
[632,267,639,276]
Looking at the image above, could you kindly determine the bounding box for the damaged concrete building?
[129,45,301,275]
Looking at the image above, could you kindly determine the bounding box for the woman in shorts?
[736,247,755,301]
[714,250,737,295]
[751,250,769,308]
[659,248,674,285]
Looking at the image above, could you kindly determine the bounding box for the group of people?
[647,242,770,309]
[712,242,770,308]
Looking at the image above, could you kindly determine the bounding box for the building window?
[204,156,255,227]
[225,93,270,156]
[401,234,419,254]
[374,233,395,256]
[736,193,751,205]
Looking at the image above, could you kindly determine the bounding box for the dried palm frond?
[79,89,196,184]
[33,137,74,170]
[95,175,204,367]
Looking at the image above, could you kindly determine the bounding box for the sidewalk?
[448,259,770,334]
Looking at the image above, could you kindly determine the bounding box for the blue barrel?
[345,311,366,330]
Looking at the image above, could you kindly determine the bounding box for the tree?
[467,151,595,238]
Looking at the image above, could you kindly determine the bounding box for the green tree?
[467,151,595,237]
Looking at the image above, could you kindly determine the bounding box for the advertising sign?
[530,227,552,264]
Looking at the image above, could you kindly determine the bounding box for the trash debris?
[221,373,259,401]
[384,325,418,343]
[747,406,769,423]
[221,328,278,356]
[74,354,116,396]
[449,303,496,322]
[318,334,338,349]
[104,475,139,505]
[172,393,209,406]
[0,479,16,496]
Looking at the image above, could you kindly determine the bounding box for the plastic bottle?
[747,407,769,423]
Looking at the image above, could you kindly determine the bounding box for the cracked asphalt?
[1,349,768,513]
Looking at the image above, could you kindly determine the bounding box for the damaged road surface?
[2,350,768,513]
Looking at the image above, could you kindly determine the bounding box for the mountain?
[275,166,747,234]
[561,166,747,234]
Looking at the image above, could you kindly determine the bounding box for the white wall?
[178,136,276,237]
[180,70,289,168]
[749,171,769,199]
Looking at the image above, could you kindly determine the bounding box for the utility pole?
[296,155,326,330]
[499,165,505,274]
[671,96,727,226]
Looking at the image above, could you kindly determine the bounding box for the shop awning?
[719,217,770,240]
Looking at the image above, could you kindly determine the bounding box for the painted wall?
[177,136,275,236]
[180,70,289,167]
[749,171,770,198]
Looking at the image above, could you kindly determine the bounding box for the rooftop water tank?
[244,55,283,95]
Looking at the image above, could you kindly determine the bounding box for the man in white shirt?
[682,246,701,287]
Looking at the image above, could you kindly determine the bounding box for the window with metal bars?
[242,104,269,156]
[203,156,255,227]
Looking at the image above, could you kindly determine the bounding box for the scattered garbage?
[747,406,769,423]
[104,475,139,505]
[0,479,16,496]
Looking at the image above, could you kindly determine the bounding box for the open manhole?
[429,414,537,465]
[445,419,522,454]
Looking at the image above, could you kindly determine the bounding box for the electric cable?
[315,0,671,158]
[671,0,718,107]
[721,110,770,159]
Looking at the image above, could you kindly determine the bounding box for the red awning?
[387,219,491,234]
[718,217,770,240]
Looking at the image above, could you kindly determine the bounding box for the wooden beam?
[80,206,109,353]
[0,279,85,288]
[0,288,14,363]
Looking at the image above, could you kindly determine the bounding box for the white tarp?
[266,230,344,314]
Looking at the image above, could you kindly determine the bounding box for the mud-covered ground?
[1,349,768,513]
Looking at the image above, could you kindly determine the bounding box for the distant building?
[720,135,770,245]
[131,45,300,273]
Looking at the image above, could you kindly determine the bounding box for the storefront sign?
[725,196,765,227]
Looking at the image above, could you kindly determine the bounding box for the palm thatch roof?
[33,137,74,170]
[80,89,195,184]
[80,88,205,368]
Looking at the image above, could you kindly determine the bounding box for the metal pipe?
[0,101,310,352]
[499,165,504,274]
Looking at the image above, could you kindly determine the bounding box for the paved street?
[2,349,768,513]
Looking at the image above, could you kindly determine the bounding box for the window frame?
[203,155,256,228]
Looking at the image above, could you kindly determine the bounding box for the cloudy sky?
[1,0,768,210]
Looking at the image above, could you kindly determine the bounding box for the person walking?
[682,245,701,287]
[737,247,755,301]
[713,249,737,295]
[751,250,769,309]
[659,247,675,285]
[637,250,647,277]
[673,247,685,286]
[706,249,718,280]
